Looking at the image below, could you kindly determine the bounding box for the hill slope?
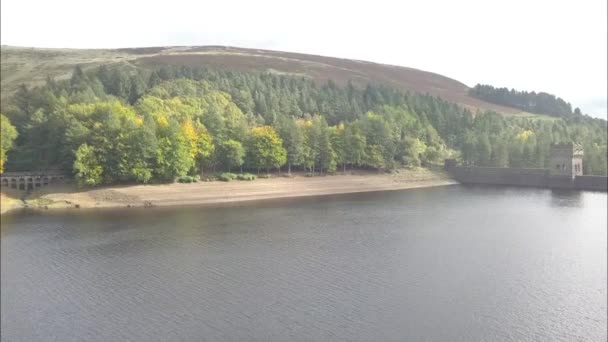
[1,45,524,115]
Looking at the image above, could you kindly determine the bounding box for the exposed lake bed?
[1,186,606,341]
[1,168,455,214]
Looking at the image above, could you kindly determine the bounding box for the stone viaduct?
[0,172,65,191]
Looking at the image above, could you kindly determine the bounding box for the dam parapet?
[445,164,607,191]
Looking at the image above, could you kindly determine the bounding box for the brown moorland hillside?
[1,45,522,115]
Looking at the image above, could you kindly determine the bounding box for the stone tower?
[549,143,583,178]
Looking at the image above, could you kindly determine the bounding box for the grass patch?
[22,196,55,209]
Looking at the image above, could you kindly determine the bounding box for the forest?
[469,84,580,117]
[0,64,606,186]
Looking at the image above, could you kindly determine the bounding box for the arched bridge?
[0,172,66,191]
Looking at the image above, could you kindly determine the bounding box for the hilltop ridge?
[2,45,528,116]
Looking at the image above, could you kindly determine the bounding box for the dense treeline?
[1,64,606,186]
[469,84,577,117]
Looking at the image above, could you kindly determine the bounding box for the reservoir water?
[1,185,606,341]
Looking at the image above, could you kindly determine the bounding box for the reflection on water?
[1,186,606,341]
[550,189,583,207]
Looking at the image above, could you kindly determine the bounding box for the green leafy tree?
[109,68,131,98]
[477,134,492,166]
[154,118,193,181]
[128,74,147,105]
[343,123,367,169]
[73,143,103,186]
[462,133,478,165]
[298,120,316,174]
[361,111,395,168]
[70,65,90,93]
[396,137,423,167]
[195,122,215,176]
[0,114,18,173]
[312,116,336,174]
[364,145,385,170]
[247,126,287,174]
[331,124,347,173]
[422,146,442,164]
[125,118,157,183]
[276,116,304,174]
[491,139,509,167]
[218,139,244,173]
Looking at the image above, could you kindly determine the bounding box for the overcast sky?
[2,0,606,118]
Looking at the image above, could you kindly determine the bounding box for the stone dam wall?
[574,175,608,191]
[447,166,607,191]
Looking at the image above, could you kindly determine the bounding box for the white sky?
[2,0,607,118]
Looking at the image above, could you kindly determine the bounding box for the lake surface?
[1,185,606,341]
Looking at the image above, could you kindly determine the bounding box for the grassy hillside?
[1,45,532,116]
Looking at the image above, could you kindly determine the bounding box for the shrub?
[236,173,256,181]
[258,174,271,179]
[177,175,199,183]
[218,173,237,181]
[178,176,195,183]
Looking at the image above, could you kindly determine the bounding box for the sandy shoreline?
[1,168,457,214]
